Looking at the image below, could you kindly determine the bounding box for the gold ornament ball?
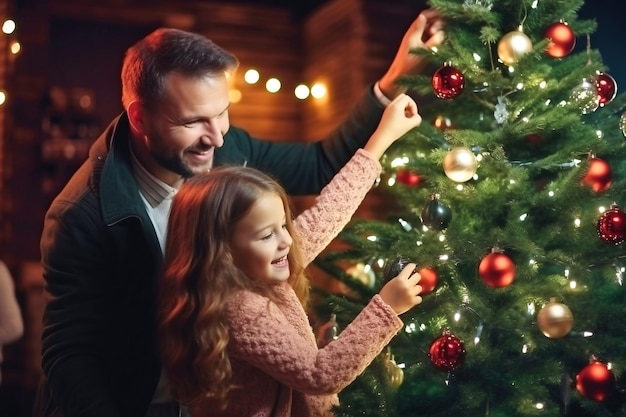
[619,110,626,138]
[443,147,477,182]
[497,28,533,65]
[537,298,574,338]
[316,314,339,348]
[383,351,404,389]
[346,263,376,288]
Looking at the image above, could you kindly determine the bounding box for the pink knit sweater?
[191,149,404,417]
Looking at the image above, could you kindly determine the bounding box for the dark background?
[256,0,626,87]
[47,0,626,132]
[577,0,626,88]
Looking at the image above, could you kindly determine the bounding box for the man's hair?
[121,28,239,110]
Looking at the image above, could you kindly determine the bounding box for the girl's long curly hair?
[157,166,309,410]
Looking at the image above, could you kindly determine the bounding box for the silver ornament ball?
[570,78,600,114]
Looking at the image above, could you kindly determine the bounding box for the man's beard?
[152,149,198,179]
[147,131,212,178]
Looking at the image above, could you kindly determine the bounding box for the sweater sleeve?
[216,86,385,196]
[293,148,381,266]
[225,290,402,395]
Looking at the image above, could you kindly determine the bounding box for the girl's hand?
[363,94,422,159]
[378,262,423,315]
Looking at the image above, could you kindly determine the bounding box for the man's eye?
[183,121,198,128]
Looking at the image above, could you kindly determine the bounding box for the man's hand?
[379,9,446,100]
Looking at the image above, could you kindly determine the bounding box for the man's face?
[140,71,231,182]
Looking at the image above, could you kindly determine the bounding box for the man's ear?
[127,101,145,135]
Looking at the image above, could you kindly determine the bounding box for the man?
[34,9,444,417]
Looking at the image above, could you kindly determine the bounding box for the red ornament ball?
[433,115,454,130]
[580,157,612,193]
[576,360,616,402]
[544,21,576,58]
[417,267,438,294]
[432,64,465,99]
[396,169,423,187]
[526,133,544,147]
[597,204,626,245]
[478,252,515,288]
[595,72,618,106]
[429,331,466,371]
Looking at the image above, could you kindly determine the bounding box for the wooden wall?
[302,0,428,140]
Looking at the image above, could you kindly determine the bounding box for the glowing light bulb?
[310,82,327,98]
[10,41,20,55]
[2,19,16,34]
[265,78,281,93]
[244,69,259,84]
[294,84,310,99]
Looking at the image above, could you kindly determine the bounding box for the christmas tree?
[313,0,626,416]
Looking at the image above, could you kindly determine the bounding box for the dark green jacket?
[35,87,384,417]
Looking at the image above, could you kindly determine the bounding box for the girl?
[159,94,424,417]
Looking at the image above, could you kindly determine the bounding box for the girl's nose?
[279,230,293,249]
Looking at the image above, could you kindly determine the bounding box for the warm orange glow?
[229,89,242,103]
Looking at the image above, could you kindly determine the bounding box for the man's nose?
[201,120,224,147]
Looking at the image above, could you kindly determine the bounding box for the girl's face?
[230,192,293,284]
